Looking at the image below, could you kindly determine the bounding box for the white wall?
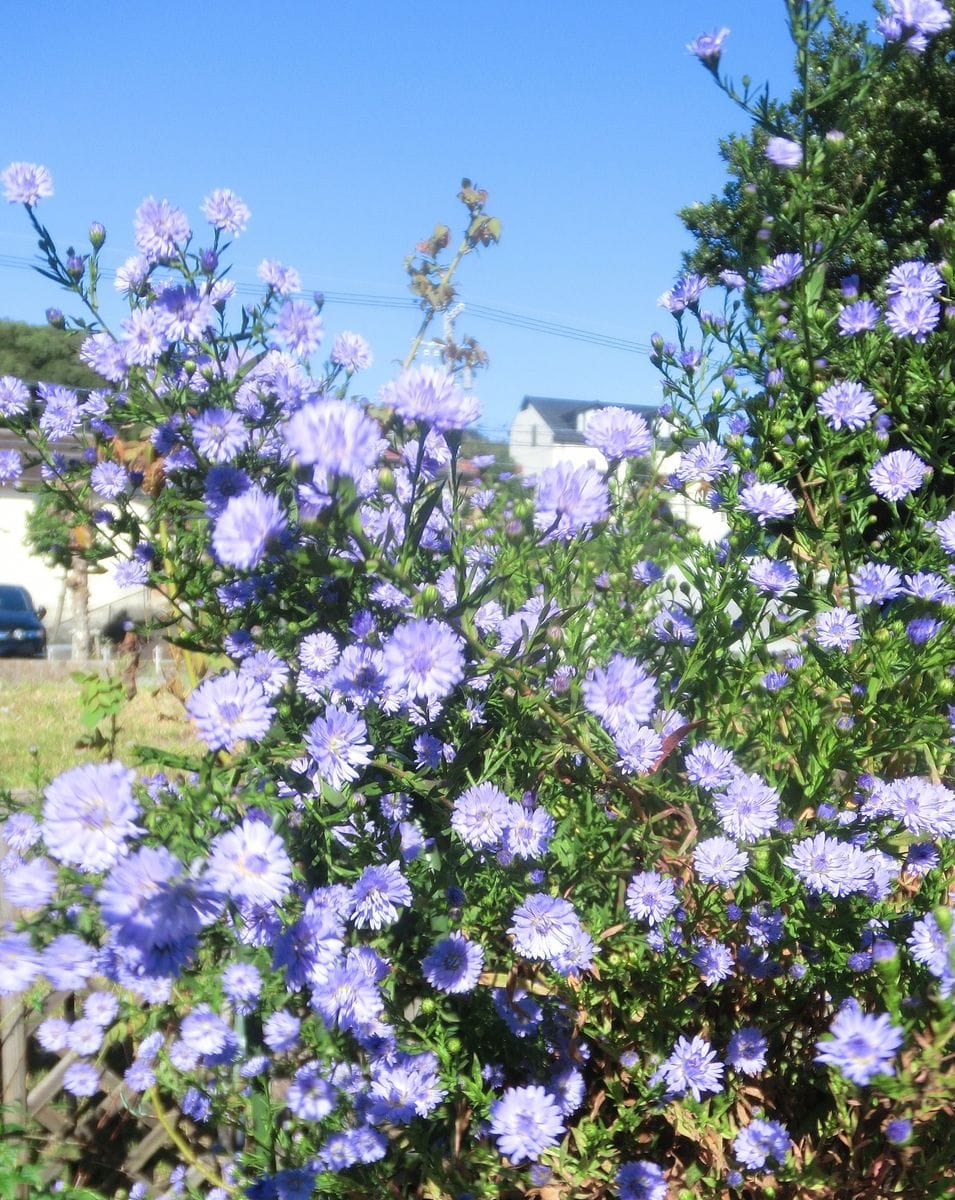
[0,492,154,639]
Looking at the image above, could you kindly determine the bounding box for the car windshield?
[0,587,30,613]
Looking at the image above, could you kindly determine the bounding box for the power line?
[0,252,650,356]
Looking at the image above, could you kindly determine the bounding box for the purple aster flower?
[693,836,748,886]
[902,570,955,603]
[759,252,803,291]
[886,259,944,298]
[274,299,324,359]
[2,161,53,205]
[180,1004,238,1063]
[907,616,943,644]
[452,781,512,849]
[283,398,383,480]
[368,1050,446,1123]
[614,724,665,774]
[817,381,877,431]
[504,804,555,859]
[616,1160,668,1200]
[658,273,708,313]
[886,1117,913,1145]
[674,441,732,483]
[933,511,955,555]
[3,814,40,853]
[838,299,881,334]
[2,857,55,907]
[84,991,119,1027]
[90,461,130,499]
[693,939,734,984]
[885,293,940,341]
[869,449,929,501]
[206,818,292,907]
[317,1125,387,1171]
[0,932,41,994]
[192,407,248,462]
[583,654,657,734]
[330,331,373,372]
[909,911,954,991]
[688,27,730,63]
[239,649,290,698]
[534,461,610,540]
[746,557,799,597]
[815,1001,902,1085]
[659,1034,724,1101]
[738,481,798,525]
[814,608,861,652]
[212,485,287,571]
[583,407,653,459]
[651,607,696,644]
[68,1017,105,1056]
[765,137,802,167]
[114,558,150,588]
[685,740,736,791]
[852,561,903,605]
[263,1010,301,1053]
[734,1118,791,1170]
[311,961,384,1032]
[422,932,484,993]
[626,871,679,925]
[257,258,301,294]
[0,449,22,484]
[201,188,250,234]
[714,771,779,841]
[380,366,480,431]
[36,1017,71,1053]
[222,962,263,1014]
[42,761,139,873]
[727,1026,768,1074]
[784,833,874,896]
[134,196,190,261]
[489,1084,565,1163]
[0,375,30,417]
[304,704,372,790]
[186,672,275,752]
[348,861,411,930]
[380,618,465,705]
[287,1061,338,1121]
[509,893,586,965]
[41,934,96,990]
[63,1062,101,1098]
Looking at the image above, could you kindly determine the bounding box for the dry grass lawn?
[0,669,192,792]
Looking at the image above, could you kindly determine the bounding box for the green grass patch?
[0,676,191,791]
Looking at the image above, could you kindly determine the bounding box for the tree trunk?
[67,554,92,661]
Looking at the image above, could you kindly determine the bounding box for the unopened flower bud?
[46,307,65,329]
[313,291,325,311]
[88,221,106,250]
[200,248,219,274]
[66,253,85,280]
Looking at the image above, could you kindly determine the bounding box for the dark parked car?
[0,585,47,657]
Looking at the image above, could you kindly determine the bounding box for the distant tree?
[679,14,955,287]
[0,319,101,389]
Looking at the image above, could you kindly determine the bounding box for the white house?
[508,395,727,543]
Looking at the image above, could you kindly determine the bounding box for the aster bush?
[3,3,955,1199]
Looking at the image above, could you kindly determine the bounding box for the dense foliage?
[1,4,955,1199]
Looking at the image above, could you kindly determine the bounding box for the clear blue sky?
[1,0,877,437]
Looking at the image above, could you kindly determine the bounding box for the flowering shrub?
[2,3,955,1198]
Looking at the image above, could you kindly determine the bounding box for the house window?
[531,426,537,446]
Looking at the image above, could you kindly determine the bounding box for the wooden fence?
[0,850,219,1196]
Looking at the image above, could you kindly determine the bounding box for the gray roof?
[517,396,658,445]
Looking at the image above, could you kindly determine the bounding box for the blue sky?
[1,0,877,436]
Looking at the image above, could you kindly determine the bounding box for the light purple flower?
[738,481,798,525]
[688,27,730,63]
[583,654,657,734]
[674,441,731,483]
[838,299,881,334]
[626,871,679,925]
[206,818,292,907]
[42,762,140,873]
[583,407,653,459]
[734,1118,791,1170]
[134,197,190,261]
[257,259,301,294]
[714,772,779,841]
[815,1001,902,1085]
[0,449,22,484]
[348,861,411,929]
[422,932,484,993]
[381,618,465,705]
[0,375,30,417]
[274,299,325,360]
[63,1062,101,1098]
[616,1160,668,1200]
[489,1085,565,1163]
[693,836,748,886]
[381,366,480,431]
[451,782,512,849]
[0,932,42,994]
[283,398,383,480]
[784,833,874,896]
[534,461,610,540]
[509,893,587,965]
[727,1027,768,1075]
[759,253,803,291]
[885,293,940,341]
[186,672,275,752]
[192,407,248,463]
[212,485,287,570]
[816,381,877,431]
[868,449,929,501]
[201,188,250,234]
[304,704,372,790]
[330,331,373,372]
[765,137,802,168]
[659,1034,724,1100]
[814,608,861,652]
[2,162,53,205]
